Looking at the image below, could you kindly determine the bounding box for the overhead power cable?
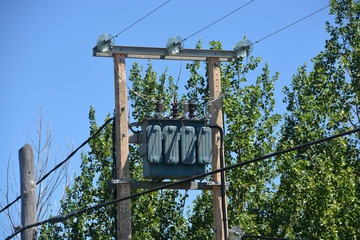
[6,126,360,240]
[2,0,171,216]
[0,196,21,215]
[242,235,289,240]
[36,117,114,185]
[0,117,114,214]
[113,0,172,39]
[170,3,329,93]
[253,4,330,45]
[127,86,157,103]
[170,0,255,92]
[183,0,256,42]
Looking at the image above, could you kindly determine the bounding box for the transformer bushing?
[188,101,196,118]
[171,101,179,119]
[155,100,165,119]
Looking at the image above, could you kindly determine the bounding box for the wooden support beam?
[208,57,228,240]
[19,144,37,240]
[94,45,238,62]
[114,54,131,240]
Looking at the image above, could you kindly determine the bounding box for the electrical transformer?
[139,119,212,180]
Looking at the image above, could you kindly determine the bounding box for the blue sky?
[0,0,333,237]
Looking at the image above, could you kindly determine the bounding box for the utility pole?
[209,57,228,240]
[19,144,37,240]
[114,54,132,240]
[94,45,235,240]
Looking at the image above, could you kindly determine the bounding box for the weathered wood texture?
[114,54,132,240]
[19,144,37,240]
[208,57,228,240]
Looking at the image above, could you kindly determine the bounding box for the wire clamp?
[207,181,229,186]
[109,179,134,184]
[207,181,229,190]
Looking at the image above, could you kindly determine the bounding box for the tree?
[184,41,281,239]
[184,1,359,238]
[39,62,189,239]
[267,0,360,238]
[128,61,189,240]
[0,110,69,240]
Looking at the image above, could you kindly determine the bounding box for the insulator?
[234,38,253,58]
[155,100,165,118]
[188,101,196,118]
[171,101,179,119]
[183,102,189,118]
[166,36,184,54]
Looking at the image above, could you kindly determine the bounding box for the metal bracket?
[107,179,133,188]
[207,181,229,190]
[108,179,229,190]
[207,181,229,186]
[109,179,134,184]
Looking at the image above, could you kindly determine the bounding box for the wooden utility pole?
[94,45,236,240]
[208,57,228,240]
[114,54,132,240]
[19,144,37,240]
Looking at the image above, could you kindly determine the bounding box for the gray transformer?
[139,119,212,180]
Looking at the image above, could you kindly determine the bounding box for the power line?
[253,4,330,45]
[37,117,114,185]
[242,235,288,240]
[170,0,253,89]
[180,5,331,105]
[0,117,114,214]
[2,0,169,217]
[127,86,158,103]
[0,196,21,214]
[113,0,172,39]
[6,126,360,240]
[183,0,256,42]
[164,3,328,91]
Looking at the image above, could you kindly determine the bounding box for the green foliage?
[129,61,177,120]
[182,40,281,238]
[223,61,281,236]
[40,106,116,239]
[186,191,214,240]
[128,61,189,239]
[268,0,360,239]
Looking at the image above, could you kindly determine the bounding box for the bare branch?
[2,110,70,238]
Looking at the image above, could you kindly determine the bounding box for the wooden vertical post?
[19,144,37,240]
[208,57,228,240]
[114,54,132,240]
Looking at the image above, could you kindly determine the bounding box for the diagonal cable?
[253,5,330,45]
[0,117,114,214]
[183,0,256,42]
[114,0,172,38]
[6,126,360,240]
